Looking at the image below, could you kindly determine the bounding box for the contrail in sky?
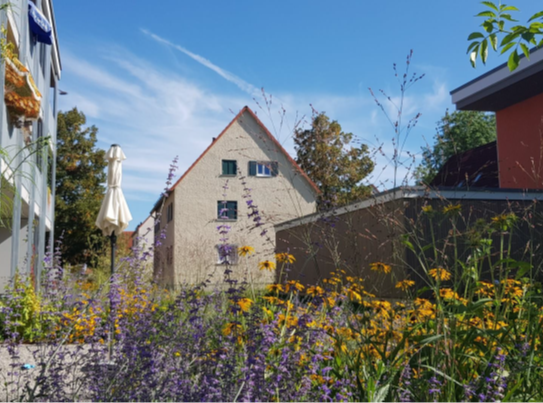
[141,29,260,96]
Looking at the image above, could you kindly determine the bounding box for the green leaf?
[372,384,390,403]
[499,5,519,13]
[470,50,478,68]
[467,32,485,40]
[500,42,516,54]
[421,365,464,387]
[515,263,532,280]
[508,50,520,71]
[476,10,496,18]
[528,10,543,22]
[420,334,444,345]
[521,32,535,43]
[481,1,498,12]
[500,32,519,46]
[483,20,495,33]
[480,38,489,64]
[467,41,480,53]
[490,33,498,51]
[520,43,531,59]
[500,13,517,22]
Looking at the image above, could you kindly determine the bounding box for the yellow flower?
[236,298,254,312]
[306,286,325,297]
[222,322,242,336]
[259,260,276,271]
[370,262,391,274]
[491,213,517,230]
[421,205,433,213]
[276,252,296,264]
[395,279,415,291]
[347,288,362,303]
[428,267,452,281]
[438,288,467,305]
[285,280,304,293]
[266,283,284,293]
[238,246,255,256]
[443,203,461,215]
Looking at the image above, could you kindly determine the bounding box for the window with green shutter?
[222,160,237,176]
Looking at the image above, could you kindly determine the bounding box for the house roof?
[430,141,499,189]
[151,106,319,213]
[451,47,543,112]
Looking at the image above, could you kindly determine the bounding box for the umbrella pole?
[109,231,116,364]
[110,231,117,276]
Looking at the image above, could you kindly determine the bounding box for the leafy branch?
[468,1,543,71]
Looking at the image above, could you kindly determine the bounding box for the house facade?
[153,106,318,287]
[0,0,61,291]
[133,214,155,252]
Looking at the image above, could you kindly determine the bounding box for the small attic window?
[222,160,237,176]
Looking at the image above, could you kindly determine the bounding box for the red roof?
[168,106,319,193]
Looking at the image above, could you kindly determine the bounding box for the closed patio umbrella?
[96,144,132,275]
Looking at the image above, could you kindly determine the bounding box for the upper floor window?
[217,201,237,220]
[35,118,43,171]
[222,159,237,176]
[249,161,278,177]
[167,203,173,223]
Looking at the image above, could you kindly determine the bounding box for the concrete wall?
[496,91,543,189]
[159,110,317,288]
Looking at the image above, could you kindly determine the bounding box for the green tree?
[294,112,374,210]
[468,2,543,71]
[415,110,497,185]
[55,108,107,266]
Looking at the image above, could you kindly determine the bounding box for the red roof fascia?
[168,106,320,194]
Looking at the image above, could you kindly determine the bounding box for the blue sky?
[53,1,542,231]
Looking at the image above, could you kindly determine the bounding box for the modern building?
[276,47,543,296]
[451,46,543,190]
[153,106,318,288]
[0,0,61,290]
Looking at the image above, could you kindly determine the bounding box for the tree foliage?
[55,108,107,266]
[294,112,374,210]
[469,2,543,71]
[415,110,497,185]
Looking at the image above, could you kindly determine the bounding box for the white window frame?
[256,162,272,177]
[216,244,239,265]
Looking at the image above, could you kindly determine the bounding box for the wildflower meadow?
[1,163,543,402]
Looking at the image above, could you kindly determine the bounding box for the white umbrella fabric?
[96,144,132,274]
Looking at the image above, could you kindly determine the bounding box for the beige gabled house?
[153,106,318,287]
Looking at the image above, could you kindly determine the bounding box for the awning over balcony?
[28,2,52,45]
[4,51,42,122]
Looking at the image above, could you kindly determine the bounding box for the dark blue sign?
[28,2,52,45]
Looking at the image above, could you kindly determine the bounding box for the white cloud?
[142,29,260,97]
